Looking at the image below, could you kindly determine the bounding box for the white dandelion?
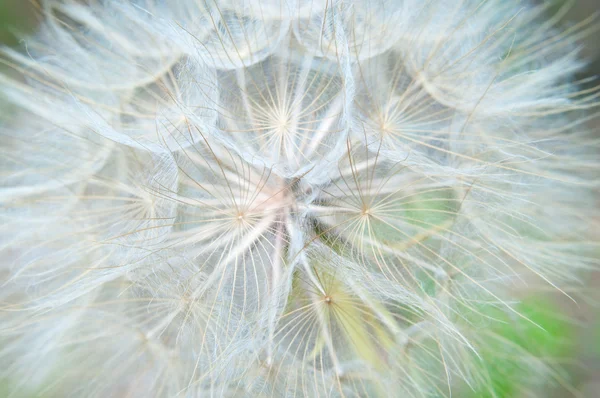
[0,0,599,397]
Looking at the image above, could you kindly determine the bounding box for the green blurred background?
[0,0,598,397]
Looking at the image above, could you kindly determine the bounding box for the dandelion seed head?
[0,0,599,397]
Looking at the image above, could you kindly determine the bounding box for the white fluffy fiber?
[0,0,599,397]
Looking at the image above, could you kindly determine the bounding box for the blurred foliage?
[469,297,576,397]
[0,0,39,47]
[0,0,39,69]
[0,0,39,120]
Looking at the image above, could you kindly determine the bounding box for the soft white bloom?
[0,0,598,397]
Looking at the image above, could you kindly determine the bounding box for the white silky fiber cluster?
[0,0,599,397]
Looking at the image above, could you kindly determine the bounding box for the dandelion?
[0,0,599,397]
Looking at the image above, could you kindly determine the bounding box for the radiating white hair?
[0,0,599,396]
